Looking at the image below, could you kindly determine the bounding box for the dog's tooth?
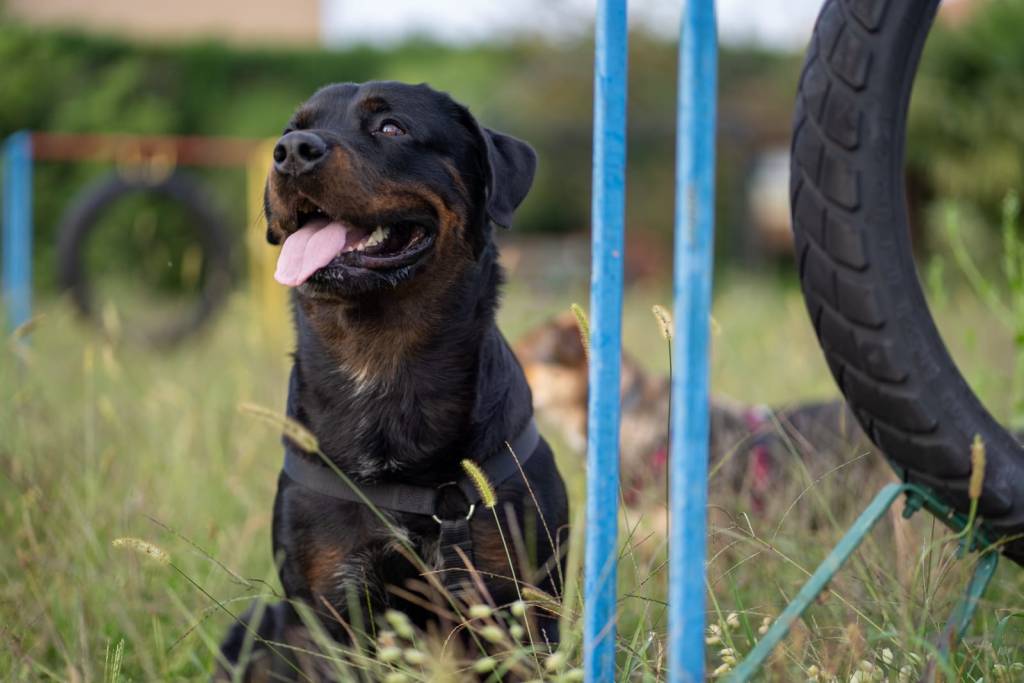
[365,225,388,248]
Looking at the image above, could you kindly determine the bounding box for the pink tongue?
[275,219,350,287]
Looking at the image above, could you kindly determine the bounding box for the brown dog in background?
[514,311,881,511]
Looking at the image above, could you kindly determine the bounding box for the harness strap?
[280,419,541,593]
[438,518,475,592]
[283,455,440,515]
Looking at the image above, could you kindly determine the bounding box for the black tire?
[56,172,233,347]
[791,0,1024,563]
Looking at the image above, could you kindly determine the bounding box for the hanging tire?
[790,0,1024,563]
[56,172,233,347]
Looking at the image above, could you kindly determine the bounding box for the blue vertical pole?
[2,131,33,333]
[584,0,628,680]
[669,2,717,682]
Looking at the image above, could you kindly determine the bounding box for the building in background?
[3,0,322,45]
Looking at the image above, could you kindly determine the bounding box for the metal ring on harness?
[432,504,475,525]
[431,481,476,524]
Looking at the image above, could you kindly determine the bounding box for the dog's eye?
[377,121,405,137]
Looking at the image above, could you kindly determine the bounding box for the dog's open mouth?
[275,202,435,288]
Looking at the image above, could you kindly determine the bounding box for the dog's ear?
[480,127,537,229]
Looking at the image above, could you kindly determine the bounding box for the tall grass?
[3,279,1024,681]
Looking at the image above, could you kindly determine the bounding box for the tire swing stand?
[729,484,999,681]
[582,1,1014,682]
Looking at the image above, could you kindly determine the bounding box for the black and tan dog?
[218,82,569,680]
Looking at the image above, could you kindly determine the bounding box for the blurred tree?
[0,21,796,288]
[910,0,1024,239]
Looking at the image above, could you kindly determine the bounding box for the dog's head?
[265,81,536,299]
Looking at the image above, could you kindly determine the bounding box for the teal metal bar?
[583,1,628,680]
[728,482,1000,681]
[2,131,33,333]
[943,549,999,649]
[727,483,907,682]
[668,2,718,681]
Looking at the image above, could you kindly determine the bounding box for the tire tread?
[791,0,1024,562]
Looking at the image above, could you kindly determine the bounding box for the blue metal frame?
[669,3,718,682]
[584,1,629,680]
[2,131,33,333]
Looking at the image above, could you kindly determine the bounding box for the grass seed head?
[10,313,45,340]
[544,651,566,672]
[570,303,591,362]
[472,657,497,674]
[479,625,504,643]
[468,603,492,619]
[652,304,673,341]
[385,610,415,640]
[239,402,319,453]
[711,662,732,678]
[111,537,169,564]
[970,434,986,501]
[460,459,497,509]
[378,646,402,664]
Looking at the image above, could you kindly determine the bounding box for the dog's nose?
[273,131,327,176]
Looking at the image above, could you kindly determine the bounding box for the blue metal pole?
[669,2,717,682]
[584,0,628,680]
[2,131,33,333]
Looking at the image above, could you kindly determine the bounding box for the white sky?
[323,0,826,51]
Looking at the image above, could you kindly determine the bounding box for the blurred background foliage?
[909,0,1024,231]
[1,0,1023,288]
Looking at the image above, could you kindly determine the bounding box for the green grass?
[3,274,1024,682]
